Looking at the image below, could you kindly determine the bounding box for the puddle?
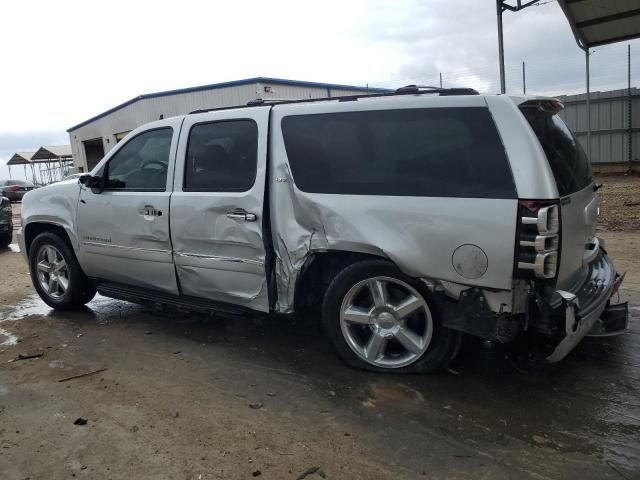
[0,327,18,346]
[8,243,20,253]
[0,295,48,346]
[0,295,52,322]
[0,293,143,347]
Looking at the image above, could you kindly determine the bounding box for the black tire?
[28,231,96,310]
[0,233,10,249]
[322,260,461,373]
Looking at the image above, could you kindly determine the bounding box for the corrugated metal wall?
[68,81,369,171]
[558,88,639,170]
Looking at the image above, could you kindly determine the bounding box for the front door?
[76,118,182,294]
[170,107,270,312]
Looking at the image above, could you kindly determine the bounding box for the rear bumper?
[546,252,625,363]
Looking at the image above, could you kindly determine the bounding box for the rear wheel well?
[24,223,71,256]
[294,251,391,312]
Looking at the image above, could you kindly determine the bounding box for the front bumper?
[546,252,627,363]
[17,228,27,260]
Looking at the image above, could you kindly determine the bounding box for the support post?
[497,0,506,94]
[439,72,443,88]
[586,48,591,160]
[522,61,526,95]
[8,166,11,180]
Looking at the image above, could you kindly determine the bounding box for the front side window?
[281,108,516,198]
[184,120,258,192]
[105,128,173,191]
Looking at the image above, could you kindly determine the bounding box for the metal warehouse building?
[67,77,389,172]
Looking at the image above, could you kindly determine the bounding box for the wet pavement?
[1,291,639,479]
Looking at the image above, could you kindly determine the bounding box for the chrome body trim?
[173,252,264,267]
[83,242,171,254]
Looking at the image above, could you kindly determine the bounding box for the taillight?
[515,200,560,280]
[9,186,21,192]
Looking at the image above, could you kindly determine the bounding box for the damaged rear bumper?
[546,252,628,363]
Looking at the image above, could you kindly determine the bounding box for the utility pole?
[495,1,542,94]
[628,44,633,171]
[439,72,443,88]
[586,48,591,160]
[522,61,526,95]
[496,0,506,93]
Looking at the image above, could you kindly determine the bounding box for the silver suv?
[18,88,629,372]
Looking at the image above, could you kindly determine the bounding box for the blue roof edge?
[67,77,392,132]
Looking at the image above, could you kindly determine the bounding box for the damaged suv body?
[19,88,628,372]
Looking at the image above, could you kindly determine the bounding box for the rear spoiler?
[518,99,565,114]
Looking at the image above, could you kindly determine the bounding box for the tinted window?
[281,108,515,198]
[184,120,258,192]
[521,109,592,196]
[105,128,172,191]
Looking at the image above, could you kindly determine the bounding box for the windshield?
[521,107,593,196]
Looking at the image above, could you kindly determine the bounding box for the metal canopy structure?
[6,152,36,182]
[5,146,73,184]
[7,152,35,166]
[31,145,72,162]
[557,0,640,49]
[30,145,73,184]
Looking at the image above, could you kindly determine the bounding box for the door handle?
[226,208,257,222]
[139,205,163,217]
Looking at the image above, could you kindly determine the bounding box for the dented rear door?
[170,107,270,312]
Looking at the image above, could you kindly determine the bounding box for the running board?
[93,280,254,317]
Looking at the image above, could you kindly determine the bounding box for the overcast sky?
[1,0,639,180]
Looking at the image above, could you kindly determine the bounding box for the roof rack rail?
[188,85,480,115]
[246,98,297,106]
[395,85,480,95]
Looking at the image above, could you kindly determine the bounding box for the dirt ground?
[596,173,640,231]
[1,187,639,480]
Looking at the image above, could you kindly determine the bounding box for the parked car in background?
[0,196,12,248]
[0,179,36,202]
[18,87,629,373]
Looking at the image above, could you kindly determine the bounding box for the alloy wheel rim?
[35,245,69,299]
[339,276,433,368]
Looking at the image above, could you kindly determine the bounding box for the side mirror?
[79,174,104,193]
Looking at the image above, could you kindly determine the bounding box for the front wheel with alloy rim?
[322,260,461,373]
[28,231,96,310]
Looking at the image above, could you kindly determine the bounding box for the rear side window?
[281,108,515,198]
[521,108,592,196]
[184,120,258,192]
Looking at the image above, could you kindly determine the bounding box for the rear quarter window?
[281,107,516,198]
[521,108,593,197]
